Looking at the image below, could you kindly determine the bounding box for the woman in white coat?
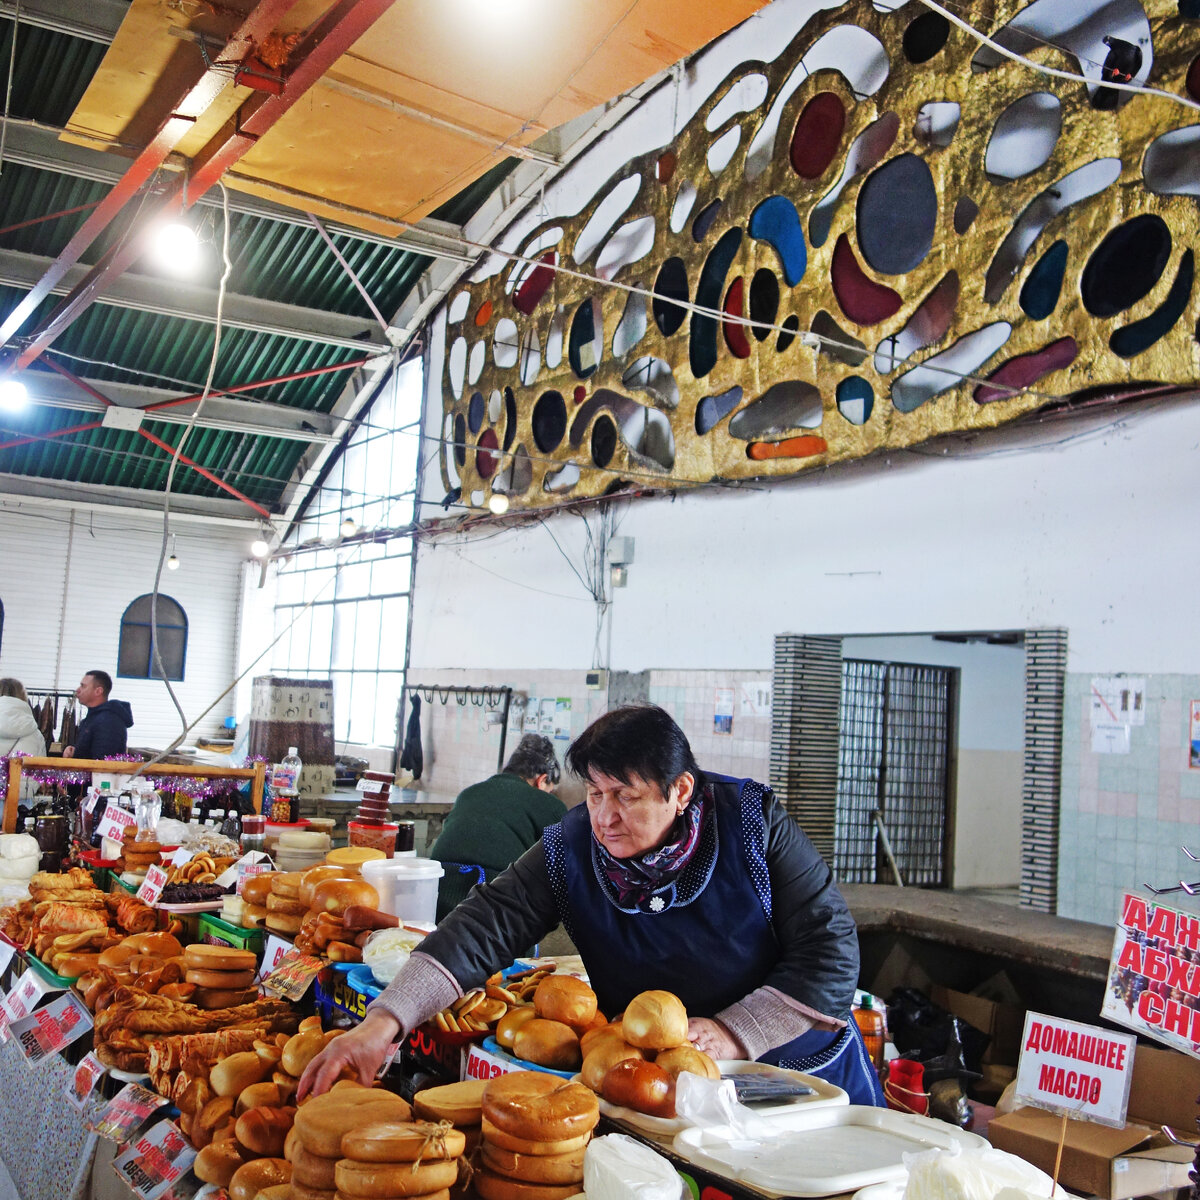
[0,679,46,758]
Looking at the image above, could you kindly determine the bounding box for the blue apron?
[542,776,884,1106]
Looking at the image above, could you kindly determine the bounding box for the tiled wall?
[1058,674,1200,924]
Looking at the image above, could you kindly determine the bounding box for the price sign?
[10,989,92,1064]
[169,848,195,868]
[136,865,170,905]
[260,935,291,974]
[112,1120,197,1200]
[5,969,47,1020]
[217,850,268,891]
[66,1051,107,1111]
[0,938,15,976]
[96,805,137,842]
[261,948,323,1000]
[235,858,272,896]
[91,1083,169,1143]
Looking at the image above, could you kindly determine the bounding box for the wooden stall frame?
[3,756,267,833]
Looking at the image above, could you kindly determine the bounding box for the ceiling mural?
[440,0,1200,511]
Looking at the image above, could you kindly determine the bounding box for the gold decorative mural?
[440,0,1200,510]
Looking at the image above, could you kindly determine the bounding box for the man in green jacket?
[430,734,566,921]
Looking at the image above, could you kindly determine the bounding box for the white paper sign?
[136,865,170,905]
[112,1119,196,1199]
[261,935,291,973]
[96,806,137,842]
[218,850,268,890]
[6,970,48,1020]
[1014,1011,1136,1128]
[9,990,92,1063]
[0,939,15,976]
[169,848,194,868]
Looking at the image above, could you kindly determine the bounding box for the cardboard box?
[931,983,1025,1066]
[989,1044,1200,1199]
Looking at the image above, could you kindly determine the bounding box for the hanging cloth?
[398,694,423,780]
[38,698,56,748]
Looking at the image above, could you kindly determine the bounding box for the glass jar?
[240,814,266,854]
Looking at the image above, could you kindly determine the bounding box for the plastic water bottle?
[854,993,885,1071]
[277,747,302,795]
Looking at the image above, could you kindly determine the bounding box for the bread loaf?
[334,1158,458,1198]
[240,875,274,906]
[512,1019,581,1071]
[194,1140,244,1187]
[473,1169,581,1200]
[580,1039,642,1092]
[236,1081,283,1114]
[481,1072,598,1142]
[292,1088,412,1158]
[291,1147,340,1189]
[411,1079,487,1126]
[479,1118,591,1157]
[269,872,304,899]
[480,1141,585,1185]
[310,877,379,916]
[281,1030,326,1077]
[622,990,688,1050]
[495,1006,538,1050]
[234,1105,294,1156]
[228,1158,291,1200]
[210,1051,271,1097]
[654,1044,719,1081]
[600,1058,675,1117]
[194,1095,236,1148]
[340,1121,466,1163]
[532,976,597,1027]
[184,945,257,972]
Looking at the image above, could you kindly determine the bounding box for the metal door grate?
[835,660,953,885]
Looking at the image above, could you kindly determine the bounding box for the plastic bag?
[0,832,38,860]
[674,1073,776,1138]
[887,988,989,1076]
[902,1142,1072,1200]
[362,926,427,984]
[583,1133,683,1200]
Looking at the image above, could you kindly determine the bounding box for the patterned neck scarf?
[594,788,709,907]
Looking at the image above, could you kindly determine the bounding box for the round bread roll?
[195,1095,236,1148]
[228,1158,291,1200]
[482,1072,599,1142]
[622,990,689,1050]
[273,1071,299,1104]
[600,1058,675,1118]
[291,1147,340,1190]
[411,1079,487,1126]
[281,1030,326,1077]
[269,871,304,899]
[333,1194,448,1200]
[579,1021,625,1057]
[186,966,257,990]
[512,1019,581,1072]
[293,1088,412,1158]
[533,976,597,1027]
[299,866,358,907]
[654,1044,720,1081]
[265,911,304,935]
[236,1081,283,1115]
[184,944,257,972]
[283,1125,299,1163]
[240,875,274,906]
[194,1140,244,1187]
[193,985,259,1009]
[235,1105,294,1157]
[98,943,137,971]
[211,1051,271,1097]
[56,952,101,978]
[266,893,308,916]
[334,1158,458,1198]
[473,1169,580,1200]
[241,903,270,928]
[341,1121,466,1163]
[253,1039,283,1067]
[481,1141,585,1185]
[495,1006,538,1051]
[310,877,379,916]
[125,930,184,957]
[479,1118,591,1157]
[580,1039,643,1092]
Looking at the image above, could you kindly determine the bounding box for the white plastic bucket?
[362,857,444,924]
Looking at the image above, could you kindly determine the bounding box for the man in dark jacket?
[63,670,134,758]
[430,734,565,921]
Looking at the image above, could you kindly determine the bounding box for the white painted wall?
[0,502,251,748]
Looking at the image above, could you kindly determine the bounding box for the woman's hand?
[297,1009,400,1100]
[687,1017,745,1061]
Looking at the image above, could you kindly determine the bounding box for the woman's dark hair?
[503,734,561,785]
[566,705,702,797]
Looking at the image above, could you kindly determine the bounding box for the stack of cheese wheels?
[266,872,307,937]
[288,1082,411,1200]
[476,1071,599,1200]
[241,874,275,930]
[183,944,259,1009]
[412,1078,487,1156]
[335,1121,464,1200]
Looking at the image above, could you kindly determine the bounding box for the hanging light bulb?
[166,535,180,570]
[340,516,357,538]
[0,377,28,411]
[152,219,201,275]
[488,493,510,515]
[251,537,270,558]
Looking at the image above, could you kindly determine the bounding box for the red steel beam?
[13,0,397,372]
[144,354,374,411]
[0,420,105,453]
[0,0,306,353]
[136,426,274,518]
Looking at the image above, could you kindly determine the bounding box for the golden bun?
[240,875,274,906]
[579,1021,626,1057]
[533,976,597,1027]
[580,1039,643,1092]
[495,1006,538,1051]
[281,1030,326,1077]
[194,1140,244,1187]
[310,877,379,916]
[482,1072,598,1142]
[235,1106,294,1157]
[654,1044,720,1081]
[300,866,358,907]
[228,1158,291,1200]
[211,1051,271,1097]
[236,1081,282,1115]
[186,966,257,990]
[600,1058,675,1118]
[512,1019,581,1072]
[125,931,184,958]
[184,944,257,972]
[622,990,688,1050]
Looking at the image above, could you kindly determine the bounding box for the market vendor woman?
[300,705,884,1105]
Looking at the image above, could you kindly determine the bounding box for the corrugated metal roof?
[0,18,514,514]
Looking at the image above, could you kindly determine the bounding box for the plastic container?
[361,857,444,924]
[348,819,399,858]
[853,994,885,1071]
[264,818,310,854]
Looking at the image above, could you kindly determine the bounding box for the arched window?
[118,594,188,681]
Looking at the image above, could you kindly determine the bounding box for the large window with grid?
[269,360,422,747]
[118,594,188,680]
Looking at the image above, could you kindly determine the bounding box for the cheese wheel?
[340,1121,466,1163]
[326,847,386,868]
[279,830,330,849]
[241,875,275,906]
[265,912,304,935]
[411,1078,487,1126]
[473,1169,581,1200]
[289,1183,336,1200]
[481,1142,585,1185]
[292,1089,412,1158]
[269,871,304,899]
[479,1118,591,1157]
[192,986,258,1009]
[266,893,308,916]
[182,943,256,971]
[334,1158,458,1198]
[186,967,257,990]
[291,1148,340,1190]
[481,1072,598,1142]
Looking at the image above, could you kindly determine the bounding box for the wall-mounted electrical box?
[585,669,608,690]
[605,537,635,565]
